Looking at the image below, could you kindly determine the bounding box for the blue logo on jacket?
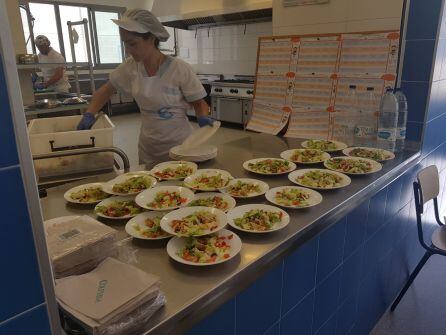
[157,107,173,119]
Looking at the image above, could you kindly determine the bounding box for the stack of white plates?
[169,121,220,162]
[169,145,218,162]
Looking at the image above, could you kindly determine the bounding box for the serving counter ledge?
[39,133,421,335]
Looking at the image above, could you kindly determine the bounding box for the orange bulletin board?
[246,30,400,139]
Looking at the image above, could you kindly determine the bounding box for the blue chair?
[391,165,446,311]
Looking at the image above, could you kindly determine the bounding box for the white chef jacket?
[109,56,207,168]
[38,49,71,93]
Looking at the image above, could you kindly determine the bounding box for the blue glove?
[35,82,45,90]
[77,112,96,130]
[31,73,38,83]
[197,116,214,128]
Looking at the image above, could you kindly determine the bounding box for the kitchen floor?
[111,113,248,166]
[111,113,446,335]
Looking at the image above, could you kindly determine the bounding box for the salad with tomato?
[189,196,229,211]
[275,188,310,207]
[112,175,154,194]
[154,164,194,179]
[170,210,218,236]
[132,216,170,238]
[95,200,142,218]
[325,157,373,174]
[227,180,261,197]
[178,234,233,263]
[304,140,338,151]
[290,149,326,163]
[147,191,188,209]
[248,159,291,174]
[234,209,282,231]
[70,187,108,203]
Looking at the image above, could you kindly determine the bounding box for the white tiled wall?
[176,21,272,75]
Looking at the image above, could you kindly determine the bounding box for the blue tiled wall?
[0,54,51,332]
[188,0,446,334]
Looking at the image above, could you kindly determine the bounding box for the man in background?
[34,35,71,93]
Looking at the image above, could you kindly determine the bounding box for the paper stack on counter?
[45,215,118,278]
[56,258,163,335]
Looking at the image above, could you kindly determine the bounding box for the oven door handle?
[218,97,242,101]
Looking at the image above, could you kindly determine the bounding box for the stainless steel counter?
[39,132,421,335]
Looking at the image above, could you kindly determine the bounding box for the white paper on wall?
[284,109,330,139]
[246,101,292,135]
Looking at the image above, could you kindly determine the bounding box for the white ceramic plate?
[150,161,198,180]
[242,158,297,175]
[63,183,109,204]
[180,121,221,149]
[301,139,347,152]
[188,192,236,212]
[166,229,241,266]
[220,178,269,198]
[102,173,157,196]
[135,186,194,211]
[227,204,290,233]
[288,169,351,190]
[280,149,331,164]
[342,147,395,162]
[94,196,143,220]
[324,156,383,175]
[265,186,322,209]
[125,211,172,240]
[160,206,227,237]
[183,169,233,191]
[169,145,218,162]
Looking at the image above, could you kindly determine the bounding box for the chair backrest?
[417,165,439,206]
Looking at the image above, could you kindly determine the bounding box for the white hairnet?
[35,35,50,47]
[112,8,170,42]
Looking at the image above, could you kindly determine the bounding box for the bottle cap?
[366,87,374,91]
[349,85,356,89]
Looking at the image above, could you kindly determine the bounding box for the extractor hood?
[152,0,272,30]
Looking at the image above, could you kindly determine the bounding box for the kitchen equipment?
[28,114,115,179]
[17,53,38,64]
[210,76,255,125]
[34,99,62,109]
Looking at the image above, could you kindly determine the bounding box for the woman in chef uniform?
[77,8,213,168]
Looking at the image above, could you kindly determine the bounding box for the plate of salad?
[342,147,395,162]
[243,158,296,175]
[94,196,143,219]
[227,204,290,233]
[220,178,269,198]
[160,206,227,237]
[125,211,172,240]
[135,186,194,211]
[166,229,242,266]
[150,161,198,180]
[103,173,157,196]
[324,156,382,175]
[189,192,236,212]
[288,169,351,190]
[184,169,233,191]
[301,139,347,152]
[64,183,109,204]
[280,148,331,164]
[265,186,322,209]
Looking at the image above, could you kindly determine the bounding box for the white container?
[377,89,398,152]
[28,114,115,178]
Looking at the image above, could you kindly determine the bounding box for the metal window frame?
[19,0,125,68]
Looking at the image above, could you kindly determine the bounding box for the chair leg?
[390,251,432,311]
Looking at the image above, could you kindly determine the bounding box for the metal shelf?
[16,62,90,70]
[25,103,89,116]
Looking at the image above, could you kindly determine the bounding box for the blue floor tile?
[316,219,346,284]
[344,200,369,259]
[402,39,436,82]
[0,304,50,335]
[340,246,363,304]
[366,187,387,237]
[282,237,318,315]
[406,0,442,40]
[313,266,342,331]
[336,289,358,335]
[384,178,403,222]
[263,322,280,335]
[280,291,314,335]
[314,311,337,335]
[236,262,283,335]
[187,298,235,335]
[0,167,45,323]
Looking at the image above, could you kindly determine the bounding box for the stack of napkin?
[45,216,118,278]
[56,258,162,335]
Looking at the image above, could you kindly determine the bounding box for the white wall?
[177,21,272,75]
[273,0,403,35]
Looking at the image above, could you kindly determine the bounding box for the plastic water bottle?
[377,88,398,152]
[394,89,408,152]
[354,87,377,147]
